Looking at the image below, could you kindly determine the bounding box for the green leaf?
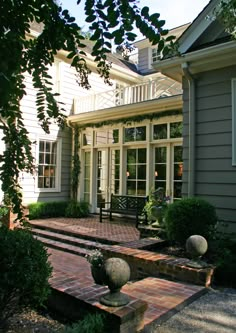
[141,6,149,17]
[86,15,97,23]
[67,51,77,59]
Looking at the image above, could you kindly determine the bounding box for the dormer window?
[152,48,162,63]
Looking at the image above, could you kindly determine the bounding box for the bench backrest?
[110,194,147,214]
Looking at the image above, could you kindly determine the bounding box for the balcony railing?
[74,76,182,114]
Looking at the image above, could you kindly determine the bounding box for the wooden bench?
[99,194,148,226]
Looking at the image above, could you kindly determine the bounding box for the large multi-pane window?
[126,148,146,196]
[80,120,183,211]
[38,140,58,190]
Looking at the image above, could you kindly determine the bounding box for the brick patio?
[31,216,208,332]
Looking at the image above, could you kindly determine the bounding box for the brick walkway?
[48,248,205,328]
[37,216,207,330]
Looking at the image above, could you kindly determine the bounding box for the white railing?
[74,77,182,114]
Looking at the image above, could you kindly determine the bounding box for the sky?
[60,0,210,37]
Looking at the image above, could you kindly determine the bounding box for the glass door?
[126,148,147,196]
[172,145,183,200]
[154,144,183,200]
[96,149,120,208]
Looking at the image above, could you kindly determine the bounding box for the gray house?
[154,0,236,233]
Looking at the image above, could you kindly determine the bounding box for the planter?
[91,265,105,285]
[150,205,163,227]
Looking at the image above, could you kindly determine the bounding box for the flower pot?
[150,205,163,226]
[91,265,105,285]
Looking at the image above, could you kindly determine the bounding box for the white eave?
[153,40,236,81]
[68,94,182,126]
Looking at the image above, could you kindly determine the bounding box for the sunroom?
[68,75,183,214]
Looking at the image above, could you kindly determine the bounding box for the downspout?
[182,62,196,197]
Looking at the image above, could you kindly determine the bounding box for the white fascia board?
[68,95,182,126]
[178,0,221,54]
[153,41,236,79]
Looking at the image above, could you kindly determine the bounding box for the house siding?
[138,48,150,73]
[182,65,236,230]
[18,64,74,205]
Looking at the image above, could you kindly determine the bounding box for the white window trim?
[35,136,62,193]
[232,79,236,165]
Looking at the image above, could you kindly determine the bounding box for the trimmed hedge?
[165,197,218,245]
[28,201,90,219]
[28,201,68,219]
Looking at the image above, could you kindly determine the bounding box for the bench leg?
[99,207,103,223]
[109,211,113,221]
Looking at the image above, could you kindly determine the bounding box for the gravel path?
[150,288,236,333]
[2,288,236,333]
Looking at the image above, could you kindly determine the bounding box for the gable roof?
[178,0,233,55]
[152,0,236,81]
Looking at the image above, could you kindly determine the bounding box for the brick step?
[32,227,109,252]
[32,224,214,287]
[34,235,93,257]
[30,222,119,245]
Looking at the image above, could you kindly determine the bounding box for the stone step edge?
[34,235,94,257]
[32,228,104,251]
[29,222,119,245]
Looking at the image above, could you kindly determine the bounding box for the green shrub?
[209,234,236,287]
[65,200,90,218]
[63,313,106,333]
[0,227,52,326]
[28,201,68,219]
[165,197,218,245]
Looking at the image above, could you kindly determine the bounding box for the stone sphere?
[186,235,208,258]
[103,257,130,291]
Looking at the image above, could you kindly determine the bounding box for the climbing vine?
[77,109,182,131]
[71,126,81,200]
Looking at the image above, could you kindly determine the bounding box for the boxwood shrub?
[28,201,68,219]
[165,197,218,245]
[65,200,90,218]
[0,227,52,326]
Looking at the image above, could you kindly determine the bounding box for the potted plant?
[86,249,105,285]
[145,187,170,227]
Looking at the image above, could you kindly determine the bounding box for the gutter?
[153,41,236,75]
[182,63,195,197]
